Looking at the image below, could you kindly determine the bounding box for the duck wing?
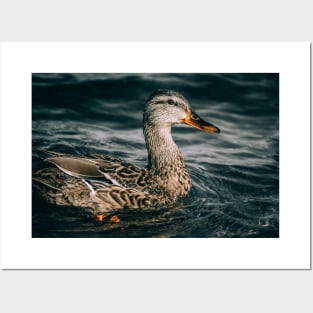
[33,166,160,211]
[92,154,152,189]
[45,154,152,190]
[46,157,104,178]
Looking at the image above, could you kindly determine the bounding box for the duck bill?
[180,110,220,133]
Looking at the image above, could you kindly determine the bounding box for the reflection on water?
[32,73,279,238]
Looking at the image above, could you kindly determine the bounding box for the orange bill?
[180,109,220,133]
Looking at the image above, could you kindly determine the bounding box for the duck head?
[143,89,220,133]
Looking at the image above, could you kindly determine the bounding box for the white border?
[0,42,310,269]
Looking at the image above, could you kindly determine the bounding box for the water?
[32,73,279,238]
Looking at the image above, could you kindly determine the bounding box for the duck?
[33,89,220,219]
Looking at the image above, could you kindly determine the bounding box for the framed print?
[0,42,310,269]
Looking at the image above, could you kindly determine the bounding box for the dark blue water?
[32,73,279,238]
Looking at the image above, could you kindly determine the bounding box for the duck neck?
[143,124,186,174]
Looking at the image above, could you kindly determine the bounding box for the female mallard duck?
[33,89,219,217]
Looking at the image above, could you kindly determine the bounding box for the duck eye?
[191,114,200,120]
[168,99,175,105]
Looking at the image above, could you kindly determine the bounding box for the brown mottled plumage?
[33,89,219,214]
